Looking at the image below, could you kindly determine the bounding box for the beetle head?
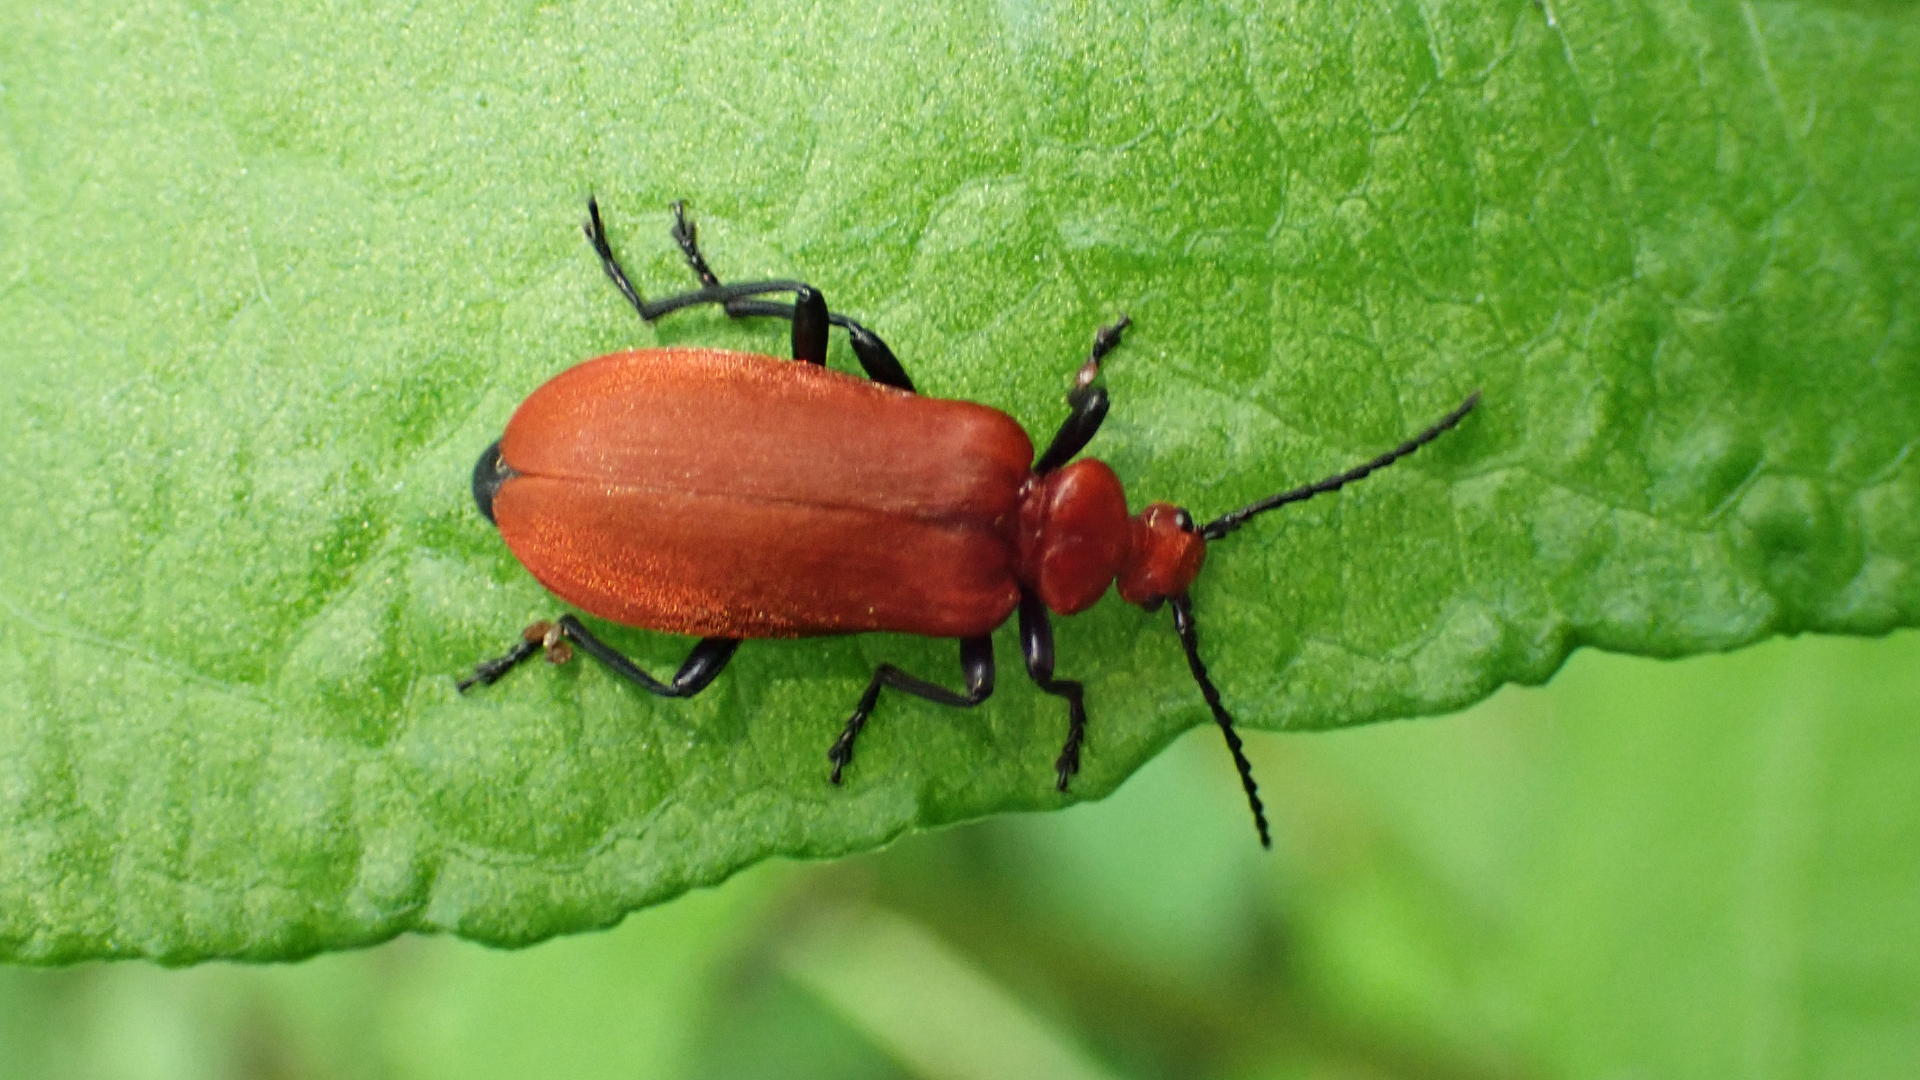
[471,439,516,526]
[1118,502,1206,610]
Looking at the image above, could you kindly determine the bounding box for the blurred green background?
[2,630,1913,1079]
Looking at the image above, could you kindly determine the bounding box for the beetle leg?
[1032,386,1110,475]
[636,199,918,390]
[667,202,831,364]
[553,616,740,697]
[661,199,826,338]
[584,196,655,319]
[581,197,808,323]
[1032,316,1130,474]
[1018,590,1089,791]
[457,621,555,691]
[667,200,722,289]
[1079,313,1132,382]
[841,321,915,391]
[458,616,740,698]
[716,301,914,390]
[791,286,830,365]
[828,635,995,784]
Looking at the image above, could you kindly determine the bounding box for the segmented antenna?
[1200,391,1480,541]
[1170,593,1271,848]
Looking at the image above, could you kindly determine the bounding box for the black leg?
[585,198,917,390]
[726,304,912,389]
[458,616,739,699]
[1018,590,1089,791]
[668,200,722,289]
[791,286,830,365]
[699,299,913,389]
[829,636,995,784]
[1032,315,1130,474]
[841,322,914,390]
[668,206,826,366]
[457,626,545,692]
[586,198,809,320]
[668,204,912,389]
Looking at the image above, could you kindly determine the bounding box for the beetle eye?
[1173,508,1195,532]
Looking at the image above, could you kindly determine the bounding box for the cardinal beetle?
[461,198,1479,845]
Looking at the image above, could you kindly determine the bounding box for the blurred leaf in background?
[0,630,1914,1078]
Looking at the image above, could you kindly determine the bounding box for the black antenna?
[1200,391,1479,541]
[1170,593,1271,848]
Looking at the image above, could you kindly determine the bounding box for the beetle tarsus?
[457,621,557,692]
[584,196,652,321]
[669,200,722,289]
[1085,313,1131,376]
[827,713,867,784]
[1053,718,1085,791]
[456,642,536,692]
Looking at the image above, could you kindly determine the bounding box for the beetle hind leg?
[667,200,722,289]
[617,199,917,391]
[829,635,995,783]
[458,616,739,699]
[585,197,655,321]
[457,621,558,692]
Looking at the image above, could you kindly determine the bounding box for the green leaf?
[2,0,1915,963]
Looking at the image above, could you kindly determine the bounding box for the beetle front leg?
[1018,590,1089,790]
[459,616,739,699]
[1032,315,1130,474]
[829,635,995,783]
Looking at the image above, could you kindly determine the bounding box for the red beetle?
[463,199,1478,845]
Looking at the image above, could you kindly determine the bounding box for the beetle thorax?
[1013,461,1207,615]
